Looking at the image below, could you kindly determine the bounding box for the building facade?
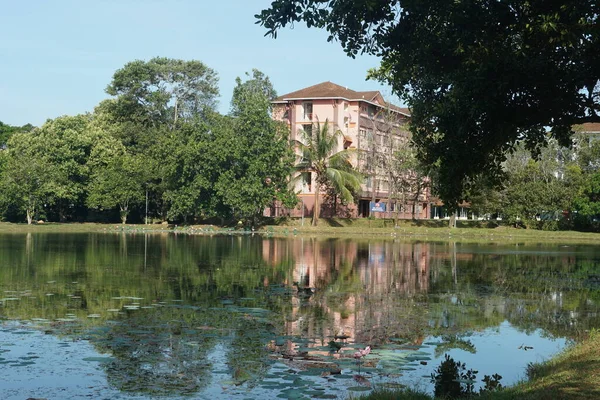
[271,82,431,219]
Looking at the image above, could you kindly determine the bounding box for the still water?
[0,233,599,399]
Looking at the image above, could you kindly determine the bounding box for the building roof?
[579,122,600,133]
[274,81,410,116]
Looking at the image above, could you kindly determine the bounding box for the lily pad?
[347,386,372,392]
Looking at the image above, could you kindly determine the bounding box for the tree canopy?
[104,57,219,128]
[257,0,600,207]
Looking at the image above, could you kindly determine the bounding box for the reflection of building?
[271,82,430,219]
[260,238,433,345]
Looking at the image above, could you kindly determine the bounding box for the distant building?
[577,122,600,142]
[270,81,430,219]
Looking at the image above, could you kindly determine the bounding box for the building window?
[302,124,312,138]
[302,172,312,192]
[303,102,313,121]
[344,102,348,111]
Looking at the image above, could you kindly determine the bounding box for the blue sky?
[0,0,401,127]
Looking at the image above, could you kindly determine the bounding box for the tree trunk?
[449,211,457,228]
[412,186,421,220]
[26,209,33,225]
[312,184,320,226]
[387,174,393,220]
[120,205,128,225]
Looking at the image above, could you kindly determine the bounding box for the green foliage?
[431,354,503,399]
[161,119,219,222]
[0,130,53,223]
[213,70,296,223]
[0,121,34,148]
[431,354,477,398]
[257,0,600,207]
[295,119,362,225]
[105,57,219,128]
[87,136,145,224]
[572,172,600,230]
[468,140,584,227]
[35,115,95,221]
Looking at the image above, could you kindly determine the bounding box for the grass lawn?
[266,217,600,244]
[2,218,600,244]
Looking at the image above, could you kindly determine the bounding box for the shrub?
[430,354,503,399]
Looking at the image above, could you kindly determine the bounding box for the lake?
[1,232,599,399]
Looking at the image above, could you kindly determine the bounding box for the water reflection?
[1,233,600,398]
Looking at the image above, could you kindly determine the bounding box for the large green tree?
[161,115,227,222]
[572,172,600,229]
[105,57,219,129]
[468,140,583,227]
[87,135,145,224]
[35,115,95,221]
[257,0,599,207]
[0,132,51,224]
[214,70,296,224]
[295,120,362,226]
[97,58,220,221]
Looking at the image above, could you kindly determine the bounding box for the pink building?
[271,82,430,219]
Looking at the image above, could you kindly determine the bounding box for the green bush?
[431,354,503,399]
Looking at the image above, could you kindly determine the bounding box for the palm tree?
[294,119,363,226]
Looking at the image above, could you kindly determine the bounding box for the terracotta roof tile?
[274,81,410,116]
[578,122,600,133]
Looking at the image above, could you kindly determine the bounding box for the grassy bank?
[265,218,600,243]
[360,330,600,400]
[1,219,600,244]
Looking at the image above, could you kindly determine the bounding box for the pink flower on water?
[353,346,371,359]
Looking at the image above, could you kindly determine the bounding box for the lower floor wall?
[264,195,431,220]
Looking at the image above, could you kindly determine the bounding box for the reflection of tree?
[434,335,477,358]
[226,316,273,386]
[89,305,275,395]
[2,232,600,372]
[427,242,600,338]
[92,307,219,396]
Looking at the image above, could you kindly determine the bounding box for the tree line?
[2,57,600,231]
[257,0,599,226]
[466,134,600,231]
[0,59,297,225]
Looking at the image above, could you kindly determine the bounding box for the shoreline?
[1,220,599,244]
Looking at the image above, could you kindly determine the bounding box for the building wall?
[272,96,430,219]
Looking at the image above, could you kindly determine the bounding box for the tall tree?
[98,58,220,221]
[162,115,226,223]
[257,0,599,208]
[0,132,50,224]
[87,136,145,224]
[35,115,95,221]
[214,70,296,225]
[105,57,219,129]
[469,140,583,227]
[572,172,600,230]
[295,119,362,226]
